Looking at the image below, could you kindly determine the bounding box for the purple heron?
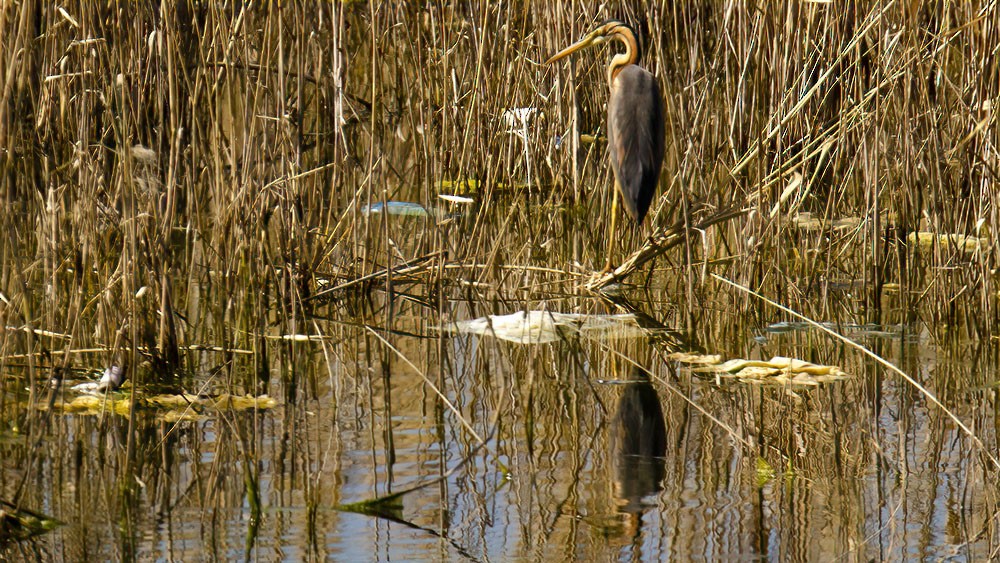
[546,20,665,272]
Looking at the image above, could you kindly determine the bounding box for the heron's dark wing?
[607,65,665,224]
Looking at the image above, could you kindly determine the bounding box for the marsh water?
[5,216,998,562]
[3,3,1000,562]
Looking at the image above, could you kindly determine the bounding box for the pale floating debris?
[360,201,441,219]
[692,356,848,387]
[764,321,799,334]
[130,144,157,164]
[502,107,537,128]
[72,365,126,394]
[667,352,723,364]
[282,334,320,342]
[698,356,844,375]
[907,231,988,254]
[438,193,474,204]
[792,212,861,232]
[444,311,641,344]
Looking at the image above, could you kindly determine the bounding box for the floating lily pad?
[443,311,643,344]
[160,409,207,423]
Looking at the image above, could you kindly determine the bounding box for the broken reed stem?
[586,204,749,291]
[311,249,446,299]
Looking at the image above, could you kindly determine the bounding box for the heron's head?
[545,20,638,65]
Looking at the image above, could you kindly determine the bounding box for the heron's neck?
[607,29,639,84]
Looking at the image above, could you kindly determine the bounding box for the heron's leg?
[602,185,619,273]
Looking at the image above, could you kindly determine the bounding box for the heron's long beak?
[544,34,598,65]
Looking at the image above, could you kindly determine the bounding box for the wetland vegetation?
[2,2,1000,560]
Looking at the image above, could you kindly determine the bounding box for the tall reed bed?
[0,3,998,558]
[0,1,997,412]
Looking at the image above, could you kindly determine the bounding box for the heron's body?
[608,64,664,223]
[546,20,665,271]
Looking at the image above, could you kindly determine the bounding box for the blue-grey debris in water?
[361,201,440,219]
[762,321,910,340]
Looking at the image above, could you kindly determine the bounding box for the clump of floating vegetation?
[692,356,849,387]
[49,392,277,421]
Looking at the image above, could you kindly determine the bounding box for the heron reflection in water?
[610,367,667,538]
[546,20,665,273]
